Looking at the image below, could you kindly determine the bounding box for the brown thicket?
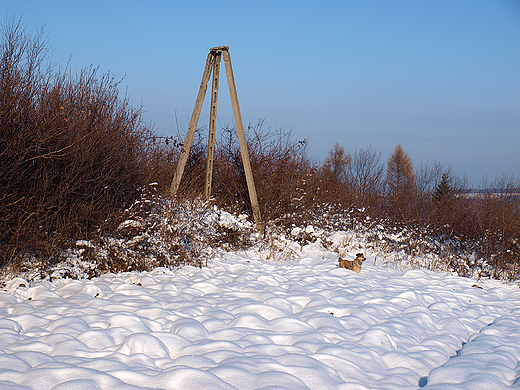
[313,143,519,279]
[188,127,519,279]
[0,17,175,270]
[212,120,314,224]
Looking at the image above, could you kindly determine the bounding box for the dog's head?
[355,253,366,262]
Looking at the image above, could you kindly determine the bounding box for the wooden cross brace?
[169,46,263,232]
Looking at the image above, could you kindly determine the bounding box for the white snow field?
[1,251,520,389]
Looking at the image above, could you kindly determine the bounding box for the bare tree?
[322,142,351,183]
[416,161,445,196]
[348,145,384,200]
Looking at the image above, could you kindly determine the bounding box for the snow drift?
[1,249,520,389]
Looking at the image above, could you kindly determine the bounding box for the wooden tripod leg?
[170,52,214,197]
[205,52,221,200]
[221,49,263,233]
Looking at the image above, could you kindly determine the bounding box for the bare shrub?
[173,127,208,199]
[210,119,313,225]
[96,184,254,273]
[0,17,170,271]
[468,176,520,279]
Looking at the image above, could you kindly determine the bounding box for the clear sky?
[3,0,520,186]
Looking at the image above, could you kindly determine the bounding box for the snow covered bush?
[12,184,257,281]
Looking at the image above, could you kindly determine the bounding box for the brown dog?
[338,253,366,273]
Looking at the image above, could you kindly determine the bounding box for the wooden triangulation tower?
[169,46,262,232]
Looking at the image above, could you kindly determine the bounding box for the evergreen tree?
[432,173,454,204]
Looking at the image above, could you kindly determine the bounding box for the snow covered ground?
[1,247,520,389]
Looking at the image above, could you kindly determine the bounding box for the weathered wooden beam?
[221,48,263,233]
[170,52,214,197]
[205,52,221,200]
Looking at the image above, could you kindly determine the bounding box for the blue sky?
[3,0,520,185]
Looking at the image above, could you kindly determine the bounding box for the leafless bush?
[210,119,313,225]
[0,17,173,271]
[96,184,254,273]
[172,128,207,198]
[467,176,520,279]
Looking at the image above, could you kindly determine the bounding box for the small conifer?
[432,173,454,204]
